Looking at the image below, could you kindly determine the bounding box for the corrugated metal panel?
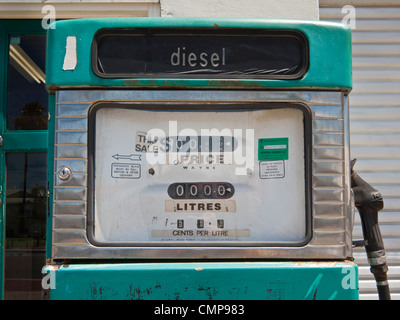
[321,1,400,7]
[320,1,400,300]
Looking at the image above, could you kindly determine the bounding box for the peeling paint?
[47,262,359,300]
[266,287,285,300]
[63,36,77,71]
[198,285,218,300]
[126,285,153,300]
[90,283,106,300]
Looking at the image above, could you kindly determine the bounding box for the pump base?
[43,261,358,300]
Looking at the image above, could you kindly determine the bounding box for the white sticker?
[111,163,140,179]
[259,161,285,179]
[63,36,77,70]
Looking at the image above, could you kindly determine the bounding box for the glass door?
[0,20,48,300]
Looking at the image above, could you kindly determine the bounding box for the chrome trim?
[52,90,352,260]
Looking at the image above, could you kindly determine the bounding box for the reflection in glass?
[7,35,48,130]
[4,153,47,300]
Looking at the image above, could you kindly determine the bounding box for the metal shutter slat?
[320,1,400,299]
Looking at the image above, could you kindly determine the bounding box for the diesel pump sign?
[92,29,307,79]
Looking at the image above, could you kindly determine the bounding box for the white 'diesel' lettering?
[171,47,226,68]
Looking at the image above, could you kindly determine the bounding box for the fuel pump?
[43,18,360,300]
[351,159,391,300]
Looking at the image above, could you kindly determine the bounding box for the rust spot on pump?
[198,286,218,300]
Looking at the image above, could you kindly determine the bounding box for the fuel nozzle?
[351,159,390,300]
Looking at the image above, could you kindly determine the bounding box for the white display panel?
[88,103,311,246]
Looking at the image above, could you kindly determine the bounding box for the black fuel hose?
[351,159,391,300]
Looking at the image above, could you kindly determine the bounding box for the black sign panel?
[93,28,308,79]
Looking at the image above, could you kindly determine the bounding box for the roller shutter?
[320,0,400,300]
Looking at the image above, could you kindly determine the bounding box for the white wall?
[0,0,319,19]
[0,0,160,18]
[160,0,319,20]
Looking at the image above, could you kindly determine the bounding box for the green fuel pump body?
[44,18,358,300]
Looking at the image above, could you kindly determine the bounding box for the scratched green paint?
[45,262,358,300]
[43,18,355,302]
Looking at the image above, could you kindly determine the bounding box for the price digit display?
[168,182,234,199]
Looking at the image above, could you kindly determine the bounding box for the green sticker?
[258,137,289,161]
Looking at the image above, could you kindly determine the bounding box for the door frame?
[0,19,49,300]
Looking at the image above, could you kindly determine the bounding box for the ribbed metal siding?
[320,1,400,300]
